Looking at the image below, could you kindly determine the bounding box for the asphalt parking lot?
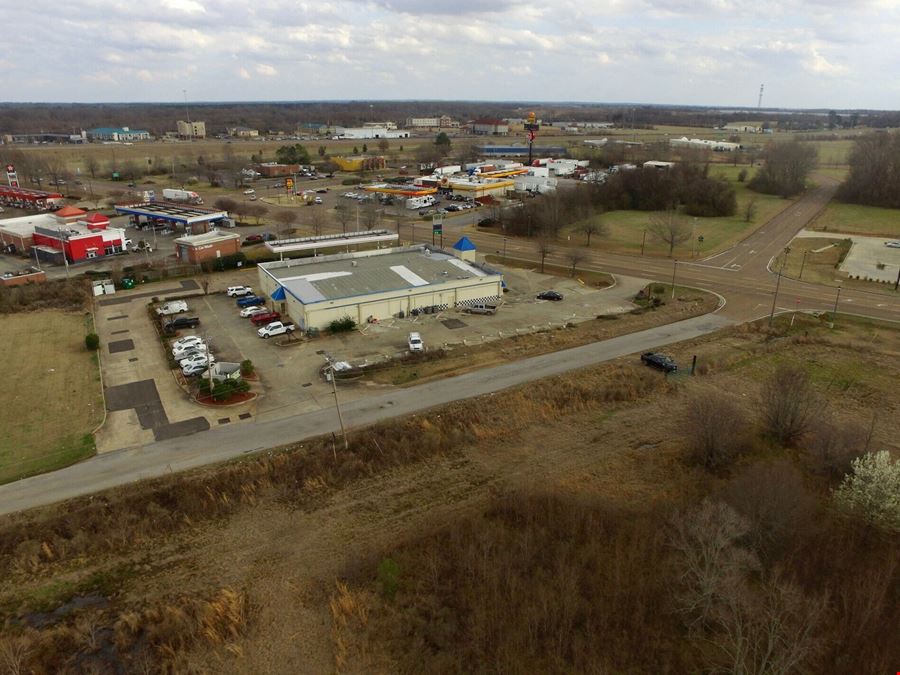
[91,258,651,446]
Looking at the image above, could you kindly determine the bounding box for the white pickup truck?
[257,321,296,339]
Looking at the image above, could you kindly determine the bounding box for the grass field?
[0,311,104,484]
[810,201,900,238]
[562,166,792,258]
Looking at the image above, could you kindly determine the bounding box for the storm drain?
[239,413,252,420]
[218,418,230,425]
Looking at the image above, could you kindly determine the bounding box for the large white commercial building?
[670,137,743,152]
[337,127,410,140]
[257,244,503,331]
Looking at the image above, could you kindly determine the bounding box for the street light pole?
[830,284,842,328]
[671,259,678,300]
[768,247,790,326]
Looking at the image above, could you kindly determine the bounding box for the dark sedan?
[537,290,564,301]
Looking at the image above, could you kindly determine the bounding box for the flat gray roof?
[262,247,497,305]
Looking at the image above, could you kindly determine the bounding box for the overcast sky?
[2,0,898,109]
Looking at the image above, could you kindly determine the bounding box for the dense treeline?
[749,140,818,197]
[836,132,900,208]
[2,101,898,136]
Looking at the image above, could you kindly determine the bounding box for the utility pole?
[769,247,790,325]
[503,236,507,262]
[671,259,678,300]
[325,359,349,450]
[641,229,646,256]
[799,250,808,280]
[57,228,70,278]
[894,265,900,291]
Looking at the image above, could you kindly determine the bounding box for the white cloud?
[0,0,897,106]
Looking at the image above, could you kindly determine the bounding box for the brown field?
[0,310,103,484]
[0,312,897,672]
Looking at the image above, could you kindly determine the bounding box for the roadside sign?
[285,177,294,192]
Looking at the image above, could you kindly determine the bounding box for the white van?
[155,300,189,316]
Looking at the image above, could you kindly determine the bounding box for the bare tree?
[538,191,565,237]
[724,460,818,564]
[565,248,587,277]
[744,196,758,223]
[273,209,297,237]
[806,413,866,480]
[247,202,268,225]
[307,205,326,237]
[578,218,607,247]
[360,200,380,231]
[334,202,351,233]
[231,202,249,225]
[213,197,238,213]
[758,364,819,446]
[536,239,554,273]
[648,208,691,257]
[85,155,99,179]
[683,388,749,469]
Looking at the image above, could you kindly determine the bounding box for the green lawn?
[563,167,792,258]
[810,202,900,238]
[0,311,103,484]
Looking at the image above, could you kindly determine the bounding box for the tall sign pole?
[5,164,19,188]
[524,112,540,166]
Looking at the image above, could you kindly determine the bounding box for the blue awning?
[271,286,286,301]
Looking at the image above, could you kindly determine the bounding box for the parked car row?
[232,294,296,339]
[171,335,217,377]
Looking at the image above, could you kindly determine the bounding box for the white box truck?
[162,188,203,205]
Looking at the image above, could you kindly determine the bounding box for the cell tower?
[758,84,764,109]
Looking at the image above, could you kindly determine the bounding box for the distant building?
[228,126,259,138]
[333,156,386,172]
[474,144,566,157]
[363,121,398,130]
[336,127,409,140]
[87,127,150,142]
[177,120,206,139]
[174,230,241,264]
[405,115,459,129]
[255,163,300,178]
[471,119,509,136]
[670,137,742,152]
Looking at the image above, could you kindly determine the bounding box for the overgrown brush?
[0,278,90,313]
[0,364,666,579]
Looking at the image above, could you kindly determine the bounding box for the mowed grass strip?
[810,201,900,238]
[0,311,103,484]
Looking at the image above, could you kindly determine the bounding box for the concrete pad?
[794,229,900,283]
[95,409,154,453]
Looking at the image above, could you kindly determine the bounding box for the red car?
[250,311,281,326]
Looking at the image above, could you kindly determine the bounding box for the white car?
[240,305,269,318]
[171,335,202,352]
[180,353,216,369]
[408,332,424,352]
[243,188,256,195]
[182,362,212,377]
[885,240,900,248]
[156,300,189,316]
[173,341,206,359]
[227,285,253,297]
[177,346,211,364]
[314,197,323,204]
